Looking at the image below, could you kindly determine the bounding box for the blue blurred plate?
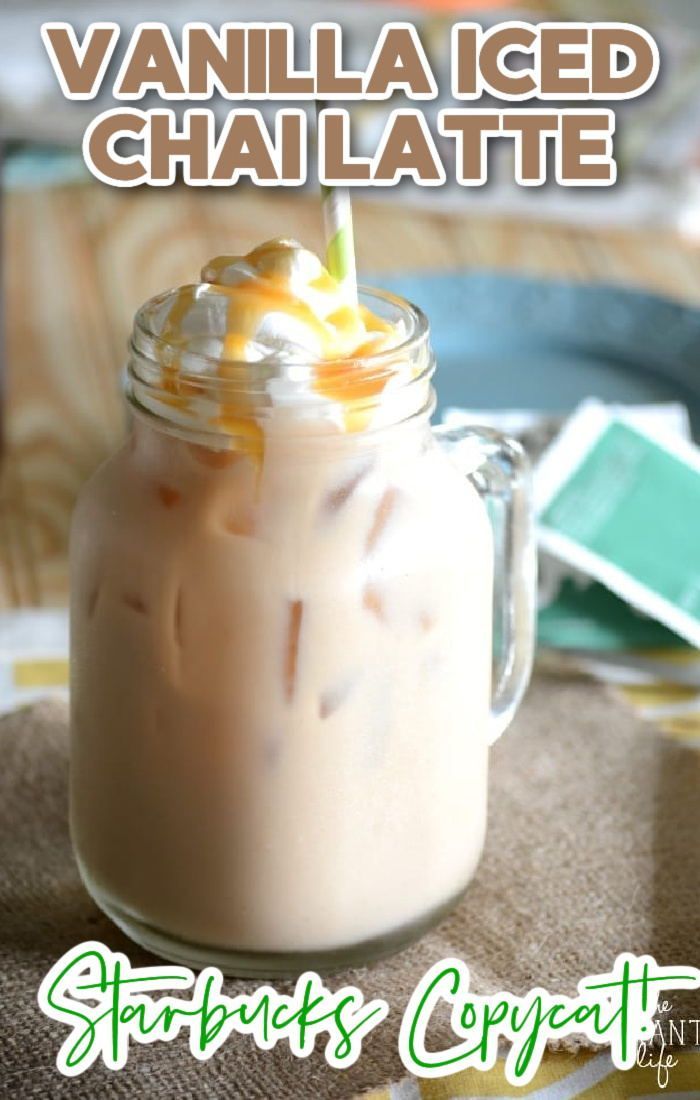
[379,272,700,437]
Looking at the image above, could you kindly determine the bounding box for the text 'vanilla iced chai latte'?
[70,239,535,975]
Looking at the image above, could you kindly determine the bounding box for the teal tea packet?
[536,572,688,652]
[444,401,692,652]
[535,400,700,649]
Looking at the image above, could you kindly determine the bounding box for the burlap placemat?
[1,674,698,1098]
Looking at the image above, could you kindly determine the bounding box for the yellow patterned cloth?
[361,1049,700,1098]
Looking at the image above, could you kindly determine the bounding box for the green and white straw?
[316,103,358,305]
[321,183,358,307]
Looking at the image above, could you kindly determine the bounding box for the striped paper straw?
[321,182,358,306]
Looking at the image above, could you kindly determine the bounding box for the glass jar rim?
[130,283,431,386]
[126,282,435,446]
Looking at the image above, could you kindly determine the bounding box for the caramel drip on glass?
[153,242,404,459]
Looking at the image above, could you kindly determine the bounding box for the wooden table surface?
[4,184,700,607]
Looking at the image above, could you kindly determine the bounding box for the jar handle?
[433,425,537,744]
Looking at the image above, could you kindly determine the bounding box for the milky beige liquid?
[70,411,493,958]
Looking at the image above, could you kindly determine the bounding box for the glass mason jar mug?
[70,285,536,977]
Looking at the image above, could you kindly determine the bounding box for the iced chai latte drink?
[70,240,534,975]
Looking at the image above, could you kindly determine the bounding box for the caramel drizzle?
[154,243,400,454]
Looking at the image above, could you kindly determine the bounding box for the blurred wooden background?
[4,183,700,607]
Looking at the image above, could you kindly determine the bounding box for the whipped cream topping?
[199,238,401,364]
[131,238,430,444]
